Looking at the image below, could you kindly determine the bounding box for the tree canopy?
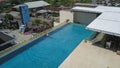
[44,0,92,7]
[8,0,92,7]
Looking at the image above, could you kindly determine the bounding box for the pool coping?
[0,22,69,64]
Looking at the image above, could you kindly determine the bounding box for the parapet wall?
[60,10,73,23]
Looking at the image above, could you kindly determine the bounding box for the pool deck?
[59,40,120,68]
[2,22,61,44]
[9,30,32,43]
[0,22,63,56]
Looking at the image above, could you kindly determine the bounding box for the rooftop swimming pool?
[0,23,95,68]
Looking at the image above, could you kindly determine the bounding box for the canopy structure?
[37,10,47,14]
[25,1,50,9]
[72,6,120,13]
[9,11,20,18]
[71,6,102,13]
[13,1,50,9]
[87,12,120,37]
[13,4,23,9]
[72,6,120,37]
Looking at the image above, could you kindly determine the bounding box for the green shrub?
[32,19,41,26]
[51,13,59,17]
[4,14,14,20]
[81,0,92,3]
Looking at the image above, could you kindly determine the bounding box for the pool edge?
[0,23,70,65]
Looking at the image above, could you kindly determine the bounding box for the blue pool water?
[0,23,94,68]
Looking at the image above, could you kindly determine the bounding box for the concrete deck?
[59,40,120,68]
[9,30,32,43]
[3,22,61,44]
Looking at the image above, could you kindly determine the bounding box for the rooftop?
[72,6,120,37]
[13,1,50,9]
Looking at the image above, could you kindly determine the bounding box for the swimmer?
[46,33,49,36]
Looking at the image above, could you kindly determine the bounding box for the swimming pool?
[0,23,94,68]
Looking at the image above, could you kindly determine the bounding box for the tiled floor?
[59,40,120,68]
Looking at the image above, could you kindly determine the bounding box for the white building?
[72,5,120,37]
[13,1,50,10]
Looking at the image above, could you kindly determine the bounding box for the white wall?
[74,12,97,25]
[60,10,73,23]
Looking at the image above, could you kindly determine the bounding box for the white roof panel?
[25,1,50,9]
[72,6,120,13]
[13,1,50,9]
[87,12,120,37]
[97,12,120,22]
[37,10,47,13]
[72,6,120,37]
[95,6,120,13]
[71,7,102,13]
[13,4,23,9]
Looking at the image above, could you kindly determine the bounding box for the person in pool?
[45,33,49,36]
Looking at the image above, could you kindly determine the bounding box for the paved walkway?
[9,30,32,43]
[8,22,61,44]
[59,40,120,68]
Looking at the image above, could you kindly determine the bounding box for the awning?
[72,6,120,13]
[8,11,20,18]
[37,10,47,14]
[13,4,23,9]
[13,1,50,9]
[87,12,120,37]
[71,6,102,13]
[72,6,120,37]
[25,1,50,9]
